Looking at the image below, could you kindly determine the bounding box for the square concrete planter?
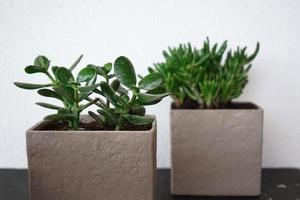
[26,116,156,200]
[171,102,263,196]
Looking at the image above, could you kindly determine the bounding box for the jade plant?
[14,55,100,129]
[150,38,260,109]
[88,56,168,130]
[14,55,168,131]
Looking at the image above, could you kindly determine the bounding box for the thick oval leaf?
[123,114,154,125]
[78,83,101,93]
[55,67,74,85]
[44,114,75,121]
[34,56,50,69]
[77,66,96,83]
[130,107,146,116]
[25,65,47,74]
[38,89,62,100]
[53,86,75,104]
[137,93,169,103]
[114,56,136,87]
[138,73,163,90]
[103,63,112,73]
[51,66,59,75]
[110,79,120,91]
[36,102,64,110]
[14,82,52,90]
[100,82,117,106]
[146,87,166,94]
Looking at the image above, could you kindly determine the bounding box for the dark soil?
[35,119,152,131]
[172,101,259,110]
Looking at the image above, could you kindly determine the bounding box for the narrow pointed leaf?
[36,102,64,110]
[114,56,136,87]
[88,111,105,124]
[14,82,52,90]
[44,114,75,121]
[137,93,169,103]
[69,54,83,71]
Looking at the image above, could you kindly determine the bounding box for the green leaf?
[55,67,74,85]
[110,79,120,91]
[96,66,106,77]
[37,89,62,100]
[123,114,154,125]
[53,86,75,103]
[25,65,47,74]
[114,56,136,87]
[34,56,50,69]
[100,81,117,106]
[137,93,169,103]
[44,114,75,121]
[130,107,146,116]
[88,111,105,124]
[14,82,52,90]
[79,98,99,111]
[36,102,64,110]
[78,83,101,93]
[69,54,83,71]
[77,66,96,83]
[138,73,163,90]
[103,63,112,73]
[51,66,59,75]
[146,87,166,94]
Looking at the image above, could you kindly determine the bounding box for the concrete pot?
[171,103,263,196]
[26,116,157,200]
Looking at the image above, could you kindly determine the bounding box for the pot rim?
[171,101,263,111]
[26,114,156,133]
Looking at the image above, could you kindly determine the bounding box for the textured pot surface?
[26,116,157,200]
[171,104,263,196]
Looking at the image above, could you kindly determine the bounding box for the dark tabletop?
[0,169,299,200]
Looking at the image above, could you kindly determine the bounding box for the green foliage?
[150,38,260,108]
[14,55,99,130]
[88,56,168,130]
[15,55,168,131]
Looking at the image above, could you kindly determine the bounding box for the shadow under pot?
[170,102,263,196]
[26,115,157,200]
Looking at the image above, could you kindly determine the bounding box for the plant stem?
[115,114,123,131]
[72,88,80,130]
[105,76,110,107]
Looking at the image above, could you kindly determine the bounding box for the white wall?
[0,0,300,168]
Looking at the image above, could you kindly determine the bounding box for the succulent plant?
[150,38,260,109]
[88,56,168,130]
[14,55,100,130]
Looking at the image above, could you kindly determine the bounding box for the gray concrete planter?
[171,103,263,196]
[26,116,157,200]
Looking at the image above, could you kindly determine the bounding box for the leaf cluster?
[88,56,168,130]
[150,38,260,108]
[14,55,168,130]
